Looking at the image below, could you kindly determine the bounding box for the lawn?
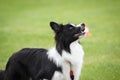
[0,0,120,80]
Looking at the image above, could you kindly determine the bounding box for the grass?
[0,0,120,80]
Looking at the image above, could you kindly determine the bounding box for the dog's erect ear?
[50,21,61,33]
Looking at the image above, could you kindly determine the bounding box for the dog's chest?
[62,41,84,64]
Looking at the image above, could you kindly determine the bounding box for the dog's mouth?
[74,23,85,37]
[74,31,85,37]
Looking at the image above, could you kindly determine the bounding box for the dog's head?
[50,21,85,41]
[50,21,85,54]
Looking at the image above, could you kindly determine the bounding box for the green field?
[0,0,120,80]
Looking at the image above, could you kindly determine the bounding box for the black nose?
[81,23,85,27]
[81,23,85,31]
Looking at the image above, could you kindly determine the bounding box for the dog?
[0,21,85,80]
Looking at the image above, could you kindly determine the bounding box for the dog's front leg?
[62,61,71,80]
[72,64,83,80]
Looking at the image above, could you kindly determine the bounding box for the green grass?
[0,0,120,80]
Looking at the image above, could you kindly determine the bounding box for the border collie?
[0,21,85,80]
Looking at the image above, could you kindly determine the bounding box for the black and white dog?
[0,21,85,80]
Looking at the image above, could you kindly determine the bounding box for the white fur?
[76,24,81,27]
[47,47,63,67]
[70,23,76,26]
[51,71,64,80]
[62,40,84,80]
[47,40,84,80]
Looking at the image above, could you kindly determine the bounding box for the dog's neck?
[56,42,70,55]
[56,40,80,55]
[70,40,82,52]
[47,40,83,67]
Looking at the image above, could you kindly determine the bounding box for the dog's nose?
[81,23,85,27]
[81,23,85,31]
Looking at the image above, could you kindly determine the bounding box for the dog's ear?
[50,21,61,33]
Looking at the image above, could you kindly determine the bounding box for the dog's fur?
[0,70,4,80]
[0,21,85,80]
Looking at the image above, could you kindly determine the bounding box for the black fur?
[0,21,85,80]
[0,70,4,80]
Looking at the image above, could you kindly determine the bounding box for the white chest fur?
[62,40,84,80]
[62,40,84,65]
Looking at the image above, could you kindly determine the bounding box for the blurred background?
[0,0,120,80]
